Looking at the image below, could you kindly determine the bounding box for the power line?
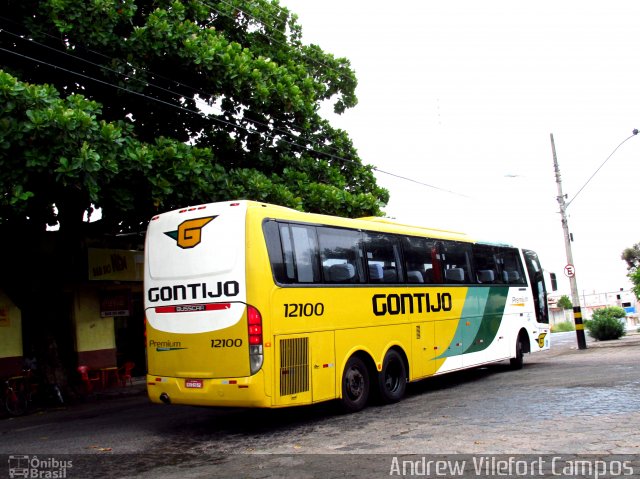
[0,45,367,170]
[372,167,470,198]
[0,20,353,162]
[194,0,347,77]
[566,129,639,208]
[0,40,469,199]
[0,28,186,102]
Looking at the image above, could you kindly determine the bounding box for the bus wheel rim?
[346,367,364,399]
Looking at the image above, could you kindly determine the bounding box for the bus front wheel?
[340,356,370,413]
[378,349,407,404]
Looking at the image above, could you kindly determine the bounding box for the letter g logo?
[164,216,217,249]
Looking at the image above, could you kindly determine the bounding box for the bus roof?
[239,200,475,243]
[153,200,495,244]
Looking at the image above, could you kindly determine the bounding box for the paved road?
[1,332,639,478]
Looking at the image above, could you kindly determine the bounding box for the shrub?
[586,307,627,341]
[557,295,573,310]
[551,320,575,333]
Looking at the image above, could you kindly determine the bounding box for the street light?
[550,130,638,350]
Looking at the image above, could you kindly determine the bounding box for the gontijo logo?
[164,216,217,249]
[537,332,548,348]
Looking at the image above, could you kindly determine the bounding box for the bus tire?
[378,349,407,404]
[340,356,370,413]
[510,337,524,370]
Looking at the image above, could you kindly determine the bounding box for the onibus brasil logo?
[164,216,217,249]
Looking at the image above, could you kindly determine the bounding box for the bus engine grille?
[279,337,309,396]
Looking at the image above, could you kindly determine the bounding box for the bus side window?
[279,224,296,281]
[363,232,402,283]
[263,221,321,284]
[401,236,440,284]
[317,227,364,284]
[442,241,472,284]
[496,248,527,285]
[263,220,288,283]
[472,244,500,284]
[290,224,321,283]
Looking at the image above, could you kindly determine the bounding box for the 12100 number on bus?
[284,303,325,318]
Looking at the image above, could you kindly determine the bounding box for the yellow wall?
[74,285,115,353]
[0,289,22,358]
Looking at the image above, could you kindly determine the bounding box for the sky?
[280,0,640,299]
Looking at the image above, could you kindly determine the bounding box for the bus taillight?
[247,305,263,374]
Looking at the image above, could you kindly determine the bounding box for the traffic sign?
[564,264,575,278]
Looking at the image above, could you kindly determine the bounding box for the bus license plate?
[185,379,203,389]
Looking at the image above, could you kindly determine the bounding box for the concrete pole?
[550,133,588,350]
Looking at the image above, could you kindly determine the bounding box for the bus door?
[412,321,436,378]
[523,250,550,324]
[434,317,464,373]
[310,331,336,402]
[523,249,551,351]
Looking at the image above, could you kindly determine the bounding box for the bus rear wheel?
[378,349,407,404]
[510,336,524,370]
[340,356,370,413]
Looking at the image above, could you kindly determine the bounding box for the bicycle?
[2,369,64,417]
[3,373,29,416]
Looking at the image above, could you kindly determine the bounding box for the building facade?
[0,247,145,381]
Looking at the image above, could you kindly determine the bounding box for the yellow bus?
[144,200,555,412]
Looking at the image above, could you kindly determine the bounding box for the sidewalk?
[584,329,640,348]
[88,375,147,400]
[0,376,148,421]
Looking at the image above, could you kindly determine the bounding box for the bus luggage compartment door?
[274,334,312,406]
[273,331,336,406]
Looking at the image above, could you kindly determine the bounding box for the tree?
[621,243,640,270]
[557,295,573,310]
[622,243,640,300]
[0,0,389,235]
[0,1,389,385]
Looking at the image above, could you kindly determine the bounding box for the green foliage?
[551,320,575,333]
[586,307,627,341]
[622,243,640,301]
[630,268,640,302]
[621,243,640,270]
[0,0,389,234]
[0,70,224,229]
[557,295,573,310]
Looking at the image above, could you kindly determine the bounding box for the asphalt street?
[1,331,639,478]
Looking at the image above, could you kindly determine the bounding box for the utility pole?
[550,133,588,350]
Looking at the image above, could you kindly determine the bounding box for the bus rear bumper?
[146,370,270,408]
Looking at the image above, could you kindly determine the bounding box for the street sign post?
[564,264,575,278]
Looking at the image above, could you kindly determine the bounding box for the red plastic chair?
[118,361,135,387]
[77,365,100,393]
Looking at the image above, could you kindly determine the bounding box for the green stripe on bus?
[464,287,509,354]
[435,287,509,359]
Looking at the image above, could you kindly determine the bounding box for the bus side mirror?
[549,272,558,292]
